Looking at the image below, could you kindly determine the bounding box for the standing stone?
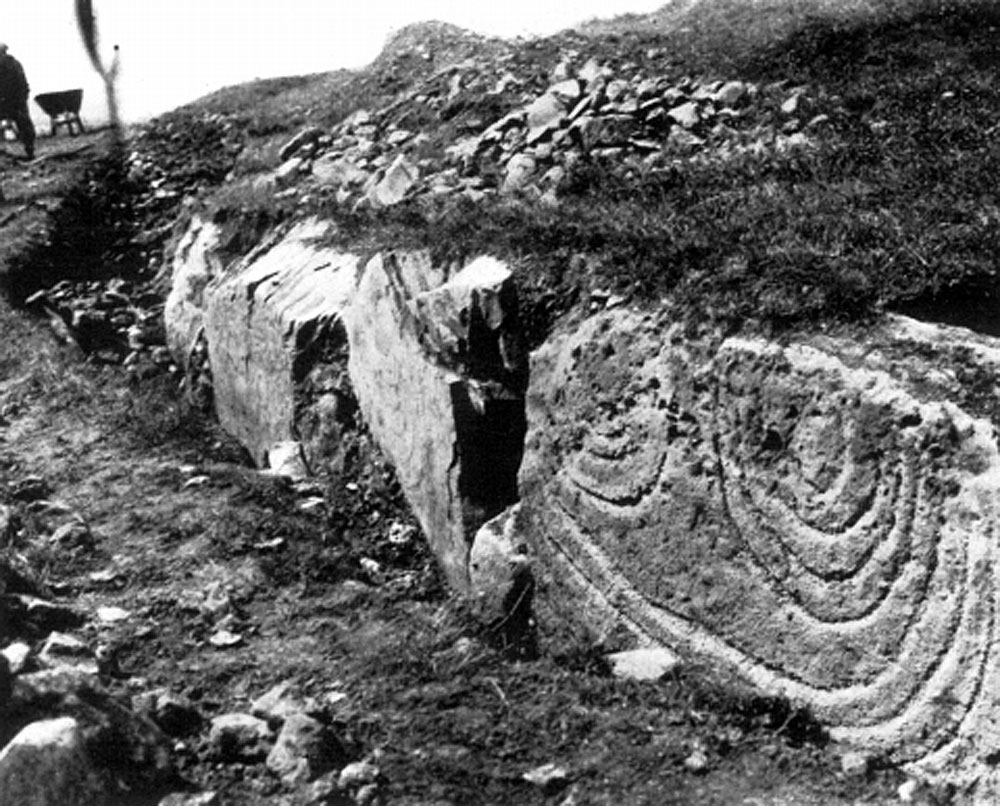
[0,717,107,806]
[346,254,526,591]
[201,220,358,466]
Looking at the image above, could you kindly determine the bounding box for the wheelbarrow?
[34,89,85,136]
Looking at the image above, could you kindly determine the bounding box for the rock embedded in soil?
[2,640,31,674]
[6,667,175,791]
[266,713,344,785]
[144,690,203,737]
[167,221,527,593]
[0,717,108,806]
[207,713,272,762]
[157,792,220,806]
[251,680,320,728]
[338,759,380,789]
[523,762,571,794]
[37,631,97,674]
[606,647,681,681]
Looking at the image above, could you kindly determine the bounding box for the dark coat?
[0,53,29,112]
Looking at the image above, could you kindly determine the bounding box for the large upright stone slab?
[165,218,526,592]
[509,308,1000,793]
[346,254,526,591]
[201,220,358,467]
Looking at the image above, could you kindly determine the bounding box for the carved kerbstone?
[514,309,1000,790]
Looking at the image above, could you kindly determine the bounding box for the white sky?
[1,1,667,126]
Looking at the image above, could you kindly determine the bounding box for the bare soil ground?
[0,136,917,805]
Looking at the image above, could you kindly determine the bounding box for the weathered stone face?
[347,253,526,590]
[512,308,1000,789]
[166,211,1000,792]
[163,217,225,365]
[200,220,358,467]
[165,220,526,593]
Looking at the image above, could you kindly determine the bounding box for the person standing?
[0,43,35,160]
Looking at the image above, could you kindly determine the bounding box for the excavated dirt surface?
[0,139,922,804]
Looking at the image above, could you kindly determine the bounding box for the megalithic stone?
[346,253,526,591]
[507,306,1000,795]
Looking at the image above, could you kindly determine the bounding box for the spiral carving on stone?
[522,312,1000,774]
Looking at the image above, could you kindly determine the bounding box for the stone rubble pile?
[275,55,834,209]
[25,277,173,372]
[19,114,242,375]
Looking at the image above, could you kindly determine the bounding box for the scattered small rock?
[208,629,243,648]
[96,606,131,623]
[898,779,919,802]
[158,792,220,806]
[683,747,710,774]
[38,632,97,673]
[207,713,271,762]
[338,759,381,789]
[523,762,570,794]
[251,679,320,727]
[839,749,871,777]
[606,647,680,681]
[153,691,203,737]
[355,782,383,805]
[267,713,344,785]
[49,521,94,550]
[2,640,31,673]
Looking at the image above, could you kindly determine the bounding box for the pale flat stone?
[367,154,418,207]
[667,101,700,128]
[607,647,681,681]
[2,641,31,674]
[202,220,358,466]
[525,93,567,144]
[265,441,309,479]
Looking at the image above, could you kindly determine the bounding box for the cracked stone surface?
[166,221,526,593]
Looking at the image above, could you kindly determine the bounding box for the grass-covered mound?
[303,0,1000,342]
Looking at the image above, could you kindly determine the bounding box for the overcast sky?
[1,1,667,126]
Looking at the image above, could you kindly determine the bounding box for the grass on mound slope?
[304,0,1000,341]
